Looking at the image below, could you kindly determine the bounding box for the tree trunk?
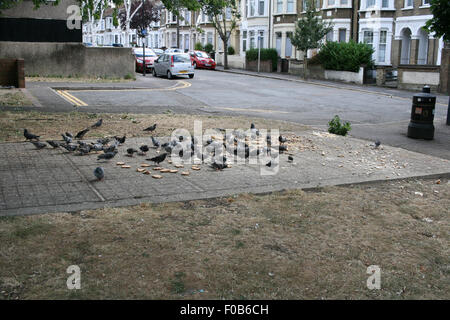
[303,51,308,80]
[224,41,228,69]
[176,18,180,48]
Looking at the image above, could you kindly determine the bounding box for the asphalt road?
[24,69,450,160]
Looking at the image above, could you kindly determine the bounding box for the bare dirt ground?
[0,110,308,142]
[25,76,136,83]
[0,177,448,300]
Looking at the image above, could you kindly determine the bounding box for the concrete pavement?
[1,130,449,216]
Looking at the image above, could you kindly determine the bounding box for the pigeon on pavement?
[374,140,381,148]
[288,155,294,162]
[279,135,287,143]
[61,143,78,152]
[146,153,167,165]
[31,141,47,149]
[211,162,227,170]
[151,136,160,148]
[62,133,72,144]
[139,145,149,153]
[126,148,138,156]
[24,129,40,141]
[46,140,61,148]
[75,128,90,139]
[65,132,73,138]
[97,151,118,160]
[94,167,104,181]
[115,135,126,144]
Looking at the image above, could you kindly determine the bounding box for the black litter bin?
[407,86,435,140]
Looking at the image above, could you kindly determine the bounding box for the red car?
[189,51,216,70]
[134,48,158,73]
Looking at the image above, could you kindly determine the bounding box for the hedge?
[245,48,278,71]
[318,41,374,72]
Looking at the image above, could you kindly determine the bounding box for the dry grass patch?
[0,110,308,142]
[26,76,135,83]
[0,178,448,300]
[0,90,32,107]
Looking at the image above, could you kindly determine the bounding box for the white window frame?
[287,0,294,12]
[277,0,283,13]
[403,0,413,8]
[378,30,387,63]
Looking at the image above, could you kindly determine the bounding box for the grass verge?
[0,177,448,299]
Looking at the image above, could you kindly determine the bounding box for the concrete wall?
[324,67,364,85]
[216,53,245,69]
[397,65,441,91]
[0,42,135,78]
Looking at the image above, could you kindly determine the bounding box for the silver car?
[152,53,194,79]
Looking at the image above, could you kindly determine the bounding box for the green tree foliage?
[195,42,204,50]
[245,48,278,71]
[318,41,374,72]
[290,1,333,78]
[227,45,235,55]
[199,0,240,69]
[424,0,450,42]
[0,0,60,14]
[204,43,213,53]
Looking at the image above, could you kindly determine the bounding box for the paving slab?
[1,130,449,216]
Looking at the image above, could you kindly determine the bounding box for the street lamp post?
[257,35,261,73]
[141,0,146,76]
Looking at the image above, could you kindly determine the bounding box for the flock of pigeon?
[23,119,293,181]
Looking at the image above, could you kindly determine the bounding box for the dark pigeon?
[91,119,103,128]
[143,124,157,132]
[24,129,40,141]
[139,145,149,153]
[31,141,46,149]
[97,151,118,160]
[75,128,90,139]
[146,153,167,165]
[46,140,61,148]
[94,167,104,181]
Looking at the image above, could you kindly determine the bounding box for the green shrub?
[319,40,374,72]
[194,42,203,51]
[227,46,235,55]
[204,43,214,53]
[328,115,351,136]
[245,48,278,71]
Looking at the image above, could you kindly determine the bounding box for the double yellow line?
[56,90,88,107]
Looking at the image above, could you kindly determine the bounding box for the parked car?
[83,42,93,47]
[152,53,194,79]
[112,43,124,47]
[133,48,158,73]
[165,48,183,54]
[189,51,216,70]
[153,48,164,56]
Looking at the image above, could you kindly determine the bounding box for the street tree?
[199,0,240,69]
[80,0,113,46]
[424,0,450,42]
[290,0,333,79]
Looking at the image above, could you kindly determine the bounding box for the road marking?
[56,90,88,106]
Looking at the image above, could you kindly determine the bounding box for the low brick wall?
[0,58,25,88]
[245,59,273,73]
[0,42,135,78]
[397,65,441,92]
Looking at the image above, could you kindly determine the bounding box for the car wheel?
[152,68,157,77]
[188,74,194,79]
[193,62,197,69]
[167,71,173,79]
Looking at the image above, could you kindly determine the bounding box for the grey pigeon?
[374,140,381,148]
[151,136,160,148]
[91,143,104,152]
[103,142,118,153]
[24,129,40,141]
[97,137,110,145]
[75,128,90,139]
[61,143,78,152]
[279,145,288,153]
[288,155,294,162]
[143,123,157,132]
[61,134,72,144]
[65,132,73,138]
[279,135,287,143]
[97,151,118,160]
[94,167,104,181]
[77,144,91,155]
[46,140,61,148]
[91,119,103,128]
[31,141,46,149]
